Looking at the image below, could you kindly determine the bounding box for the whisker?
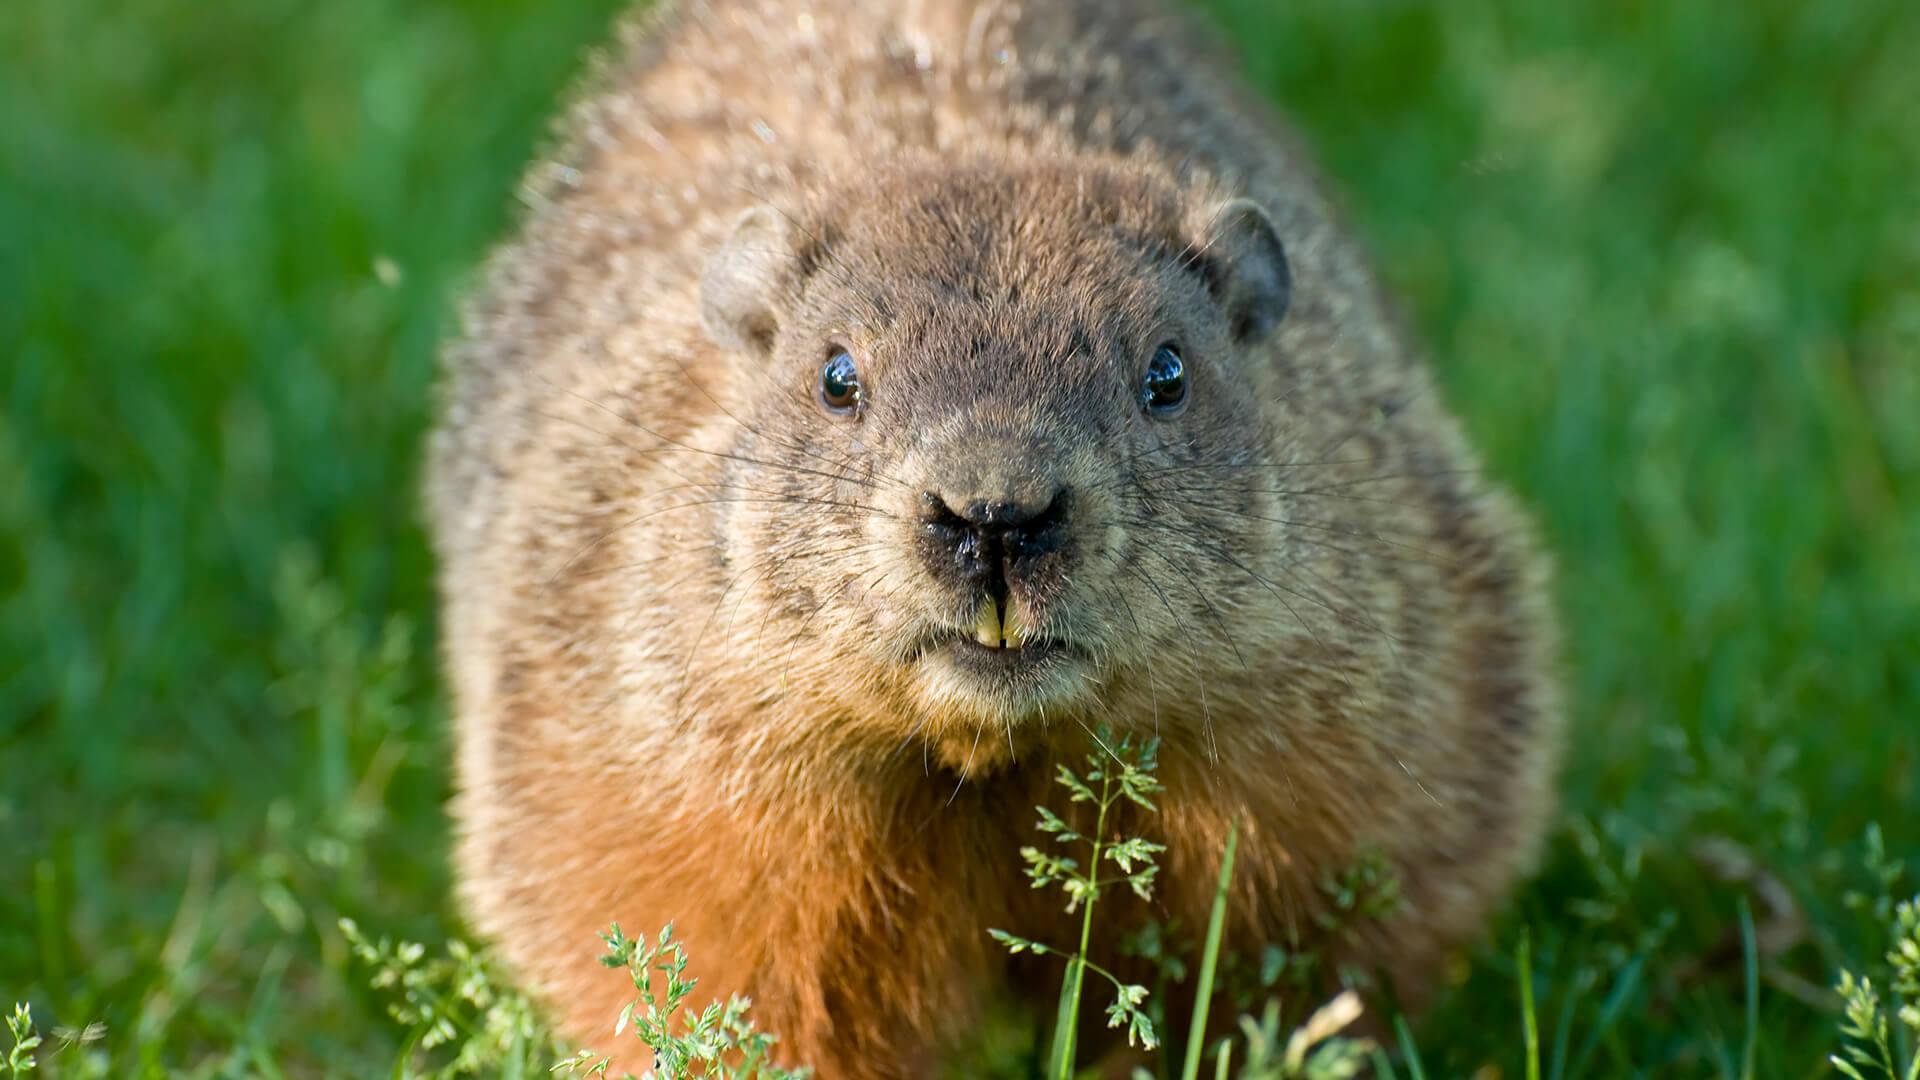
[1157,495,1468,570]
[543,489,891,587]
[947,722,986,805]
[1132,454,1384,480]
[1109,585,1161,739]
[1124,559,1219,762]
[535,378,894,492]
[1138,545,1246,672]
[649,335,911,492]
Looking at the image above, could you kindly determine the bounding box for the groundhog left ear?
[701,206,800,356]
[1198,198,1292,343]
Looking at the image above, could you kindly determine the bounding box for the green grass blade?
[1519,929,1541,1080]
[1394,1013,1429,1080]
[1567,954,1644,1079]
[1180,819,1239,1080]
[1547,967,1592,1080]
[1049,955,1082,1080]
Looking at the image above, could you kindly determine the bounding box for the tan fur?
[427,0,1563,1075]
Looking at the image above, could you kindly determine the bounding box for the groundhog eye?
[1141,344,1188,418]
[819,349,861,416]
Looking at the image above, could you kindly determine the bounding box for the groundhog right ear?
[701,206,800,355]
[1198,198,1292,344]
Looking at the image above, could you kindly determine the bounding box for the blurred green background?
[2,0,1915,1075]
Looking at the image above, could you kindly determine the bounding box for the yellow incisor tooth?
[1001,603,1028,649]
[973,598,1004,649]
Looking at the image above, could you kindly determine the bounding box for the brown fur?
[427,0,1563,1074]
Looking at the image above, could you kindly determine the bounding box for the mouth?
[968,594,1030,651]
[896,595,1095,721]
[948,631,1067,673]
[923,597,1074,677]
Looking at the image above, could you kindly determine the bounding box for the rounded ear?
[1198,198,1292,343]
[701,206,800,355]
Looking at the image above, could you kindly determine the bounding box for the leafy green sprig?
[1832,896,1920,1080]
[555,923,806,1080]
[6,1004,39,1076]
[990,733,1167,1076]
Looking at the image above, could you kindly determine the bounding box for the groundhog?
[427,0,1562,1074]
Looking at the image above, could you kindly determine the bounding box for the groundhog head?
[695,158,1295,749]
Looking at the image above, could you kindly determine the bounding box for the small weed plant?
[989,731,1373,1080]
[1827,853,1920,1068]
[989,732,1166,1074]
[554,923,806,1079]
[6,1004,39,1076]
[339,917,561,1076]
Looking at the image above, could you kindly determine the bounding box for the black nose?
[920,488,1071,592]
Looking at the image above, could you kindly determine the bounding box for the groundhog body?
[428,0,1562,1074]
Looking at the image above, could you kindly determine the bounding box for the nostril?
[921,492,990,581]
[920,491,969,531]
[1022,488,1070,533]
[1003,487,1070,563]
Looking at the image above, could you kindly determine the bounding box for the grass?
[2,0,1916,1074]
